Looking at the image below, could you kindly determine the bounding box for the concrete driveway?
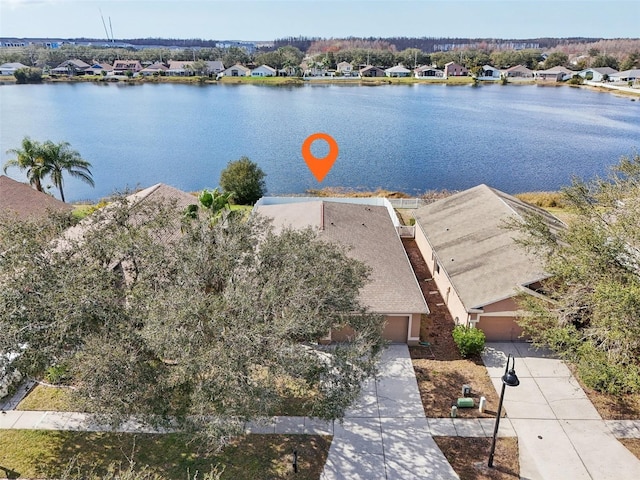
[321,344,459,480]
[483,343,640,480]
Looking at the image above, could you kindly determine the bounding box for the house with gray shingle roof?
[0,62,28,76]
[0,175,73,220]
[385,65,411,78]
[413,184,564,341]
[502,64,533,79]
[51,59,91,76]
[254,198,428,345]
[578,67,618,82]
[534,66,573,82]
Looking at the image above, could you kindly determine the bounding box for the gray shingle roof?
[255,201,428,315]
[413,184,564,310]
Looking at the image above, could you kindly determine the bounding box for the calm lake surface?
[1,82,639,202]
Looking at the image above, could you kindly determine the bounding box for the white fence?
[397,225,415,238]
[387,198,425,209]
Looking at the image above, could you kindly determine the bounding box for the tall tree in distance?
[219,156,266,205]
[4,136,47,192]
[41,140,94,202]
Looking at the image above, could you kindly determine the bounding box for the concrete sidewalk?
[320,344,459,480]
[483,342,640,480]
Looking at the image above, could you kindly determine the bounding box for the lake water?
[1,82,639,202]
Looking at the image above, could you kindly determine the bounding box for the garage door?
[331,325,356,342]
[384,316,409,343]
[476,316,526,342]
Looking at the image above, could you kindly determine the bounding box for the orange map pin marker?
[302,132,339,182]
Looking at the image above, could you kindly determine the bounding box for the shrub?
[576,344,640,395]
[46,364,70,385]
[219,156,267,205]
[452,325,486,358]
[14,67,43,84]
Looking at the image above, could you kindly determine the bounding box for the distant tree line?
[2,36,638,73]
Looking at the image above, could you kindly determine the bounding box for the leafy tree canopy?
[219,156,266,205]
[511,154,640,395]
[0,196,384,448]
[543,51,569,69]
[4,137,94,202]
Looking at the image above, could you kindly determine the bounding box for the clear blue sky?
[1,0,638,41]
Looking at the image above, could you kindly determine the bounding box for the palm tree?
[41,140,94,202]
[3,136,48,192]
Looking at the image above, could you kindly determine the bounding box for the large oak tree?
[0,195,385,447]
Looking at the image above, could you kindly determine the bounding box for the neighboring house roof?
[504,65,533,74]
[385,65,411,74]
[590,67,618,75]
[0,175,73,219]
[359,65,385,74]
[415,65,443,73]
[112,60,142,71]
[141,62,168,73]
[60,183,196,249]
[413,184,564,311]
[254,200,428,315]
[54,59,90,70]
[252,64,277,74]
[205,60,224,73]
[536,66,572,75]
[167,61,193,70]
[0,62,28,70]
[222,64,251,75]
[612,69,640,79]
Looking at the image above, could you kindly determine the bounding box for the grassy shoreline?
[4,74,638,97]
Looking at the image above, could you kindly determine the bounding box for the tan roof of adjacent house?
[413,184,564,310]
[255,200,428,315]
[0,175,73,219]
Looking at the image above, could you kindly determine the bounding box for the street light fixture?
[488,353,520,468]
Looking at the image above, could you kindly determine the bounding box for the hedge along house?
[413,184,564,341]
[254,198,429,345]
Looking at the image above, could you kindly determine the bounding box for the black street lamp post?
[488,353,520,468]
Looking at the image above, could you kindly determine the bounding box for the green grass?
[16,384,77,412]
[71,204,94,220]
[18,379,317,416]
[0,430,331,479]
[218,76,304,85]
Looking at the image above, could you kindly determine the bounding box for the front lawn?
[0,431,330,479]
[18,375,317,417]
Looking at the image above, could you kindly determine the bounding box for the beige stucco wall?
[329,312,421,345]
[415,226,469,326]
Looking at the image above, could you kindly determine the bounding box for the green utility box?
[457,397,475,408]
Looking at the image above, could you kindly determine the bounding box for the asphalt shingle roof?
[413,184,564,310]
[0,175,73,219]
[255,201,428,315]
